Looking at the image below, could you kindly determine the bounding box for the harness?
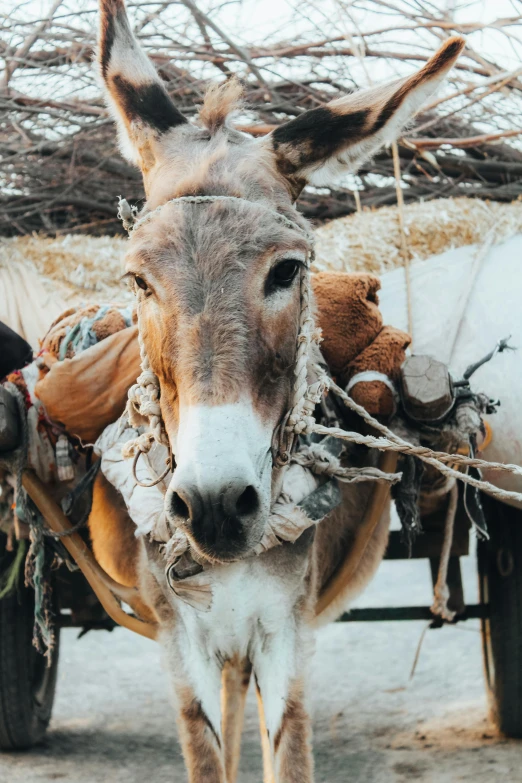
[1,195,521,653]
[117,194,522,618]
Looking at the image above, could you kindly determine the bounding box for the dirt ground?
[1,546,521,782]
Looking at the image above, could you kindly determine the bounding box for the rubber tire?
[0,538,60,750]
[478,497,522,738]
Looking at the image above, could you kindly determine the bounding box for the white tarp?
[0,262,67,349]
[378,234,522,506]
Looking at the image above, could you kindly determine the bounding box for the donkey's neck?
[174,543,312,661]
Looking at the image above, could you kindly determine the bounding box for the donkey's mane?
[198,77,244,133]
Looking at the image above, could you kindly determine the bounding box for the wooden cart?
[1,382,522,751]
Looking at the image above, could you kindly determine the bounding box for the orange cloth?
[35,326,140,443]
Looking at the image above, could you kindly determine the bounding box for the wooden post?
[400,354,453,421]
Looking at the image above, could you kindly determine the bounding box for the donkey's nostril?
[167,477,261,559]
[235,485,259,518]
[171,491,190,522]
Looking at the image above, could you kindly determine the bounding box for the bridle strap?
[118,194,314,244]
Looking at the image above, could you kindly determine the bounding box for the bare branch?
[1,0,521,235]
[1,0,64,91]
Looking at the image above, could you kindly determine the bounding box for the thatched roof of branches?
[1,0,522,236]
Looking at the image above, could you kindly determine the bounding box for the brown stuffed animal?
[313,272,410,417]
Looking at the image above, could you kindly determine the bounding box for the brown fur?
[273,680,313,783]
[89,471,138,587]
[89,472,157,623]
[268,36,465,196]
[346,325,411,416]
[256,687,276,783]
[36,273,406,446]
[221,659,252,783]
[312,272,383,382]
[126,201,308,436]
[199,78,244,133]
[177,686,226,783]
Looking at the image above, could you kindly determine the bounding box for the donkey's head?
[99,0,463,562]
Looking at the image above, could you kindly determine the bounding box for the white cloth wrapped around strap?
[95,420,170,539]
[346,370,398,401]
[94,420,326,610]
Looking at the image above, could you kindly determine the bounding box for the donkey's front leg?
[171,660,225,783]
[222,657,252,783]
[257,675,313,783]
[254,630,314,783]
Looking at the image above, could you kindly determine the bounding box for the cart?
[1,374,522,752]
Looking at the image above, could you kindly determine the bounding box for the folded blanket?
[41,305,133,359]
[34,273,410,442]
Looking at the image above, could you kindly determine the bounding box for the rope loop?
[122,431,155,459]
[132,450,172,488]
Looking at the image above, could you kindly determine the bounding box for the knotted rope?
[277,267,522,506]
[291,445,401,485]
[307,379,522,505]
[123,329,165,453]
[430,483,459,622]
[121,314,170,485]
[277,262,328,463]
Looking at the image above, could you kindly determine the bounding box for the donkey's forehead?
[144,127,291,208]
[126,199,310,275]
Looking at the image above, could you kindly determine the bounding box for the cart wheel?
[0,534,60,750]
[478,496,522,738]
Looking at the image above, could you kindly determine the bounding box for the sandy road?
[1,549,521,782]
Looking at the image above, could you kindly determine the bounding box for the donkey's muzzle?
[169,480,261,560]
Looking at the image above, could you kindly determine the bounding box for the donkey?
[91,3,464,779]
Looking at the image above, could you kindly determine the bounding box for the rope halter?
[116,194,522,621]
[118,194,323,472]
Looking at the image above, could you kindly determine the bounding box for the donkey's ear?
[98,0,187,170]
[265,37,465,198]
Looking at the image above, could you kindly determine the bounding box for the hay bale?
[0,234,129,304]
[313,197,522,275]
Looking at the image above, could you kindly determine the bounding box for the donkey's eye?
[267,259,300,293]
[134,275,149,293]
